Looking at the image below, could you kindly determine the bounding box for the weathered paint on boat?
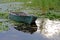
[9,12,37,24]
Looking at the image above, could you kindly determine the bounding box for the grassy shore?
[0,0,60,20]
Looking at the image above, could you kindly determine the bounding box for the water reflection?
[35,18,60,38]
[0,19,60,40]
[14,23,37,34]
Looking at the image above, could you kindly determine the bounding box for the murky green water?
[0,20,49,40]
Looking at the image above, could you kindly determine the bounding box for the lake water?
[0,2,24,12]
[0,23,50,40]
[0,18,48,40]
[0,19,60,40]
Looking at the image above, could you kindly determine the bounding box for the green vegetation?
[31,12,60,20]
[0,22,9,32]
[43,12,60,20]
[23,0,60,19]
[0,12,9,32]
[0,0,60,21]
[24,0,60,13]
[0,12,8,19]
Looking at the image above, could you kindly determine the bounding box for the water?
[0,18,60,40]
[0,19,48,40]
[0,2,24,12]
[0,24,49,40]
[35,18,60,40]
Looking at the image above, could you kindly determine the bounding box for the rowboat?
[9,12,37,24]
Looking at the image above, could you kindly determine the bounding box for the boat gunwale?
[9,12,31,16]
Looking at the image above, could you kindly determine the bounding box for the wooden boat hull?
[9,14,37,24]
